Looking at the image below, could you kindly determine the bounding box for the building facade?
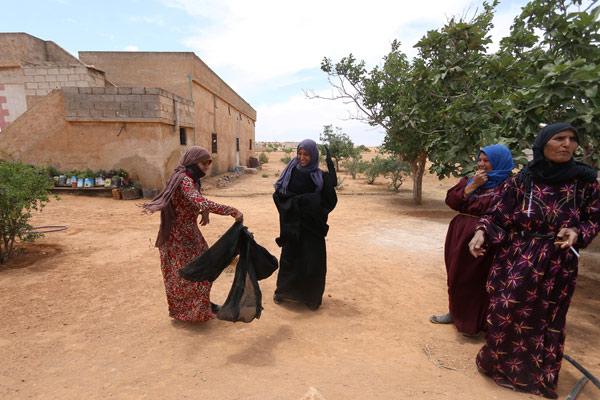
[0,33,256,189]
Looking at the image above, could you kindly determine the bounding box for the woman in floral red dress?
[469,123,600,398]
[143,146,243,322]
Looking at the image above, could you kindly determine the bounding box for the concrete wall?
[0,33,80,66]
[79,51,257,172]
[0,90,192,189]
[62,86,194,127]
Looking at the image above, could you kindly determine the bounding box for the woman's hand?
[231,209,244,223]
[464,170,488,197]
[555,227,579,249]
[200,210,210,226]
[469,229,487,257]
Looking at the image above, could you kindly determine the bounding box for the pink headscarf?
[143,146,211,247]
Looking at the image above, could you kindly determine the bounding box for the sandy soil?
[1,152,599,400]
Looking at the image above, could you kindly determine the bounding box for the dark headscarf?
[467,144,514,190]
[275,139,324,194]
[519,122,597,186]
[143,146,211,247]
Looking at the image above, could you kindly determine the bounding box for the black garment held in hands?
[179,222,278,323]
[273,153,338,310]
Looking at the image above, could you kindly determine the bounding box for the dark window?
[236,138,240,152]
[249,139,252,150]
[211,133,218,153]
[228,106,231,115]
[179,127,187,145]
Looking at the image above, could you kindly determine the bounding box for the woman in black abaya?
[273,139,337,310]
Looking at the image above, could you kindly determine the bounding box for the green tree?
[319,125,359,170]
[0,161,54,264]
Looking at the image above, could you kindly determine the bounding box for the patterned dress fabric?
[476,176,600,398]
[158,175,235,322]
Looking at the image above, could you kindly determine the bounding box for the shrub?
[0,161,54,264]
[342,156,367,179]
[259,152,269,164]
[280,155,292,164]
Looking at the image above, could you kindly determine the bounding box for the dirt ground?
[1,152,599,400]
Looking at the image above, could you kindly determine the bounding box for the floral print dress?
[158,175,235,322]
[476,176,600,398]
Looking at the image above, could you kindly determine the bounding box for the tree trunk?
[411,152,427,205]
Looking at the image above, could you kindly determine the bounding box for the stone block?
[115,110,129,118]
[143,110,160,118]
[35,89,48,96]
[106,102,120,111]
[91,87,105,95]
[62,87,78,95]
[79,87,92,94]
[117,87,132,95]
[25,89,36,96]
[105,87,118,94]
[23,68,36,76]
[141,94,160,103]
[99,94,115,102]
[124,94,141,102]
[132,87,145,94]
[146,103,160,111]
[68,74,80,82]
[76,110,90,117]
[57,75,69,83]
[129,110,143,118]
[90,109,103,118]
[25,82,38,89]
[48,68,59,75]
[102,110,117,118]
[76,81,89,86]
[37,82,50,89]
[145,88,160,95]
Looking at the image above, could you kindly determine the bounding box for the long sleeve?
[181,177,235,216]
[477,177,520,244]
[321,172,338,213]
[577,180,600,249]
[445,177,470,211]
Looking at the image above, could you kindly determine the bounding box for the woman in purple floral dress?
[143,147,243,322]
[469,123,599,398]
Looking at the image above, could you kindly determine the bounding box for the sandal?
[430,313,453,324]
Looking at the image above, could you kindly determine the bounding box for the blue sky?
[3,0,530,145]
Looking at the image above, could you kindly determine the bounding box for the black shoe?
[306,302,321,311]
[210,302,221,313]
[273,294,283,304]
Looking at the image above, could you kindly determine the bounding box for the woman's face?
[477,152,493,172]
[197,159,212,173]
[297,148,311,167]
[543,130,578,164]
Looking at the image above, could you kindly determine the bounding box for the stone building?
[0,32,256,189]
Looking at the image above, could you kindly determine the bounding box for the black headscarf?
[519,122,597,186]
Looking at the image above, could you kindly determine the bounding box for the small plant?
[0,161,54,264]
[45,165,61,177]
[261,173,269,178]
[259,152,269,164]
[342,156,367,179]
[280,154,292,164]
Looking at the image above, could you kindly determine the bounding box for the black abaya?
[273,168,337,309]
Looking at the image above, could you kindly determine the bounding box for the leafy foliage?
[0,161,54,264]
[259,152,269,164]
[319,125,359,170]
[317,0,600,204]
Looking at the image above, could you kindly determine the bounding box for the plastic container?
[77,178,84,188]
[71,176,78,188]
[58,175,67,186]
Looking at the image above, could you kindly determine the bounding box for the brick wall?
[63,87,194,126]
[22,64,106,97]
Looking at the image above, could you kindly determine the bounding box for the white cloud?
[124,44,140,51]
[164,0,524,145]
[256,92,385,146]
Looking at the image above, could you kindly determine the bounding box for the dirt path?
[1,154,599,399]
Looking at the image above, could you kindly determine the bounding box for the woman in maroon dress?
[431,144,514,335]
[143,147,243,322]
[469,123,600,398]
